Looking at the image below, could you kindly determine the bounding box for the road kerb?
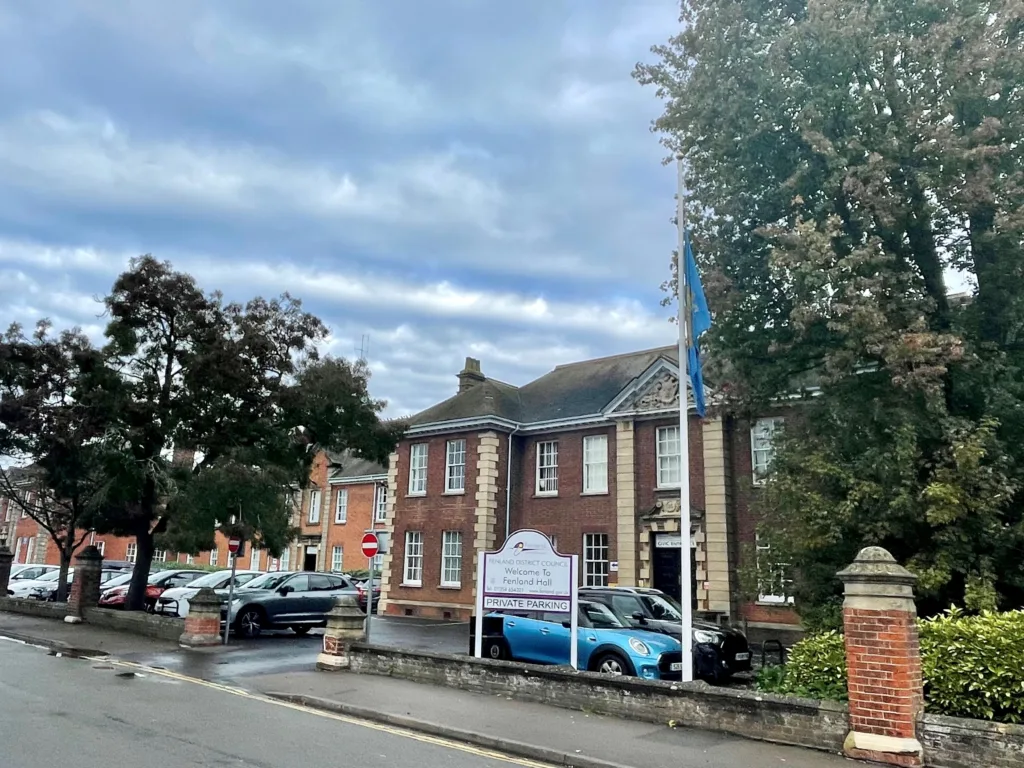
[0,630,108,658]
[266,692,633,768]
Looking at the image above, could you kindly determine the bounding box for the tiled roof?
[408,346,678,428]
[326,451,387,481]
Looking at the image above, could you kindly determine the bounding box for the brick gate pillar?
[67,546,103,624]
[0,545,13,596]
[317,595,366,671]
[179,588,223,647]
[837,547,924,766]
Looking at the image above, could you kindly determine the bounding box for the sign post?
[361,532,379,644]
[474,529,578,669]
[224,537,244,645]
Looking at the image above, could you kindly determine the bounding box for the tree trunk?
[56,527,76,603]
[125,528,155,612]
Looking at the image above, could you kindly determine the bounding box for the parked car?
[355,578,381,613]
[27,568,125,601]
[480,600,683,680]
[154,569,262,617]
[9,569,66,598]
[578,586,752,682]
[7,564,59,592]
[98,569,207,610]
[224,571,359,639]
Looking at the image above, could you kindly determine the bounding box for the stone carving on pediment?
[632,371,679,411]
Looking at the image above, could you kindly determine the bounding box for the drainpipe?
[505,426,519,540]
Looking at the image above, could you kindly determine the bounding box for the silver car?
[225,571,358,639]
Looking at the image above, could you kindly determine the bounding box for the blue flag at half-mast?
[683,229,711,417]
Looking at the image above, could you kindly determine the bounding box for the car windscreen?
[241,572,293,590]
[185,571,234,589]
[104,572,134,588]
[35,570,62,583]
[581,602,626,629]
[640,593,683,622]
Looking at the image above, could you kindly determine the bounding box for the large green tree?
[0,322,113,601]
[637,0,1024,620]
[79,256,402,610]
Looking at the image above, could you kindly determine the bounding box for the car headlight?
[693,629,721,645]
[628,637,651,656]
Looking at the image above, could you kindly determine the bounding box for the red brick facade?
[380,349,802,628]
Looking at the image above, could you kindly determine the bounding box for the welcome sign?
[474,529,579,669]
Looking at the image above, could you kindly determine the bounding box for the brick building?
[1,451,385,578]
[378,347,798,631]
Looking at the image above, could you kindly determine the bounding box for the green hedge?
[756,610,1024,723]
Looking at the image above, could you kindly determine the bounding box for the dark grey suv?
[224,571,358,639]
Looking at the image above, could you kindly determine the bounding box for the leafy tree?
[0,322,113,601]
[81,256,402,610]
[637,0,1024,617]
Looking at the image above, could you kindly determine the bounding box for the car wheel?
[291,626,311,636]
[593,652,633,677]
[235,607,264,639]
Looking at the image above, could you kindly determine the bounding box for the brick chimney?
[457,357,485,394]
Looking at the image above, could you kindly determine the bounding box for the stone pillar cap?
[837,546,917,586]
[189,587,222,606]
[75,545,104,563]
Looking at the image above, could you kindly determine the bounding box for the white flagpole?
[676,156,694,683]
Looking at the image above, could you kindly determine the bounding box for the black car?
[578,586,752,682]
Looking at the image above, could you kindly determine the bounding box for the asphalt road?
[119,615,469,683]
[0,637,549,768]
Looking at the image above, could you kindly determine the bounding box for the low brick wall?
[0,597,69,620]
[920,713,1024,768]
[81,607,183,642]
[347,644,848,753]
[0,597,183,642]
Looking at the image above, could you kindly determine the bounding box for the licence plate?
[669,662,683,671]
[735,652,750,661]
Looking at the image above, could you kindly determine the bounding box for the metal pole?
[676,156,694,683]
[569,554,579,671]
[474,554,484,658]
[223,548,237,646]
[365,554,373,644]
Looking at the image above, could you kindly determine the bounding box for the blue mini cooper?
[484,599,683,679]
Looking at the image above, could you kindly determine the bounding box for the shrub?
[920,609,1024,723]
[755,610,1024,723]
[755,631,848,701]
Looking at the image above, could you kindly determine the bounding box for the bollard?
[66,546,103,624]
[0,545,12,597]
[838,547,924,766]
[179,588,223,647]
[316,594,366,671]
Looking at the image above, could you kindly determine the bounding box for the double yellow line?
[102,658,553,768]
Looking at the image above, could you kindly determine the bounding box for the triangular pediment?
[604,358,681,415]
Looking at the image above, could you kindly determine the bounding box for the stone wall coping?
[349,642,847,715]
[921,712,1024,737]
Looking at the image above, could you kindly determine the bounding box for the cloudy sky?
[0,1,682,416]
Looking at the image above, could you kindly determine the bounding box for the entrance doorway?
[651,537,697,608]
[303,545,318,571]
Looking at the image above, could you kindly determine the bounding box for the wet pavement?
[120,615,470,683]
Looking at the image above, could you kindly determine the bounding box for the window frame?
[408,444,428,496]
[755,535,794,604]
[403,531,424,586]
[535,440,559,496]
[582,434,609,494]
[331,545,344,572]
[440,530,463,588]
[656,426,682,489]
[445,439,467,494]
[374,483,388,523]
[334,488,348,524]
[583,533,610,588]
[125,542,137,564]
[209,548,218,566]
[751,417,785,486]
[308,489,322,525]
